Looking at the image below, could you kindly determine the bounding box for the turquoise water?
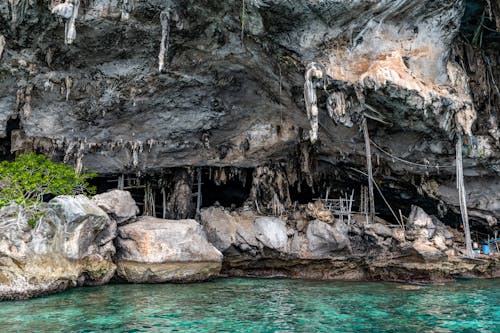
[0,278,498,332]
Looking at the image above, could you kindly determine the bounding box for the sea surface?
[0,278,498,332]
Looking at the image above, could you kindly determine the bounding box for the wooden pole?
[162,187,167,219]
[456,133,473,257]
[363,117,375,223]
[117,174,124,190]
[195,167,202,221]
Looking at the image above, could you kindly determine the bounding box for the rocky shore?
[0,191,497,301]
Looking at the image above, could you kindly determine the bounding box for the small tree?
[0,153,96,209]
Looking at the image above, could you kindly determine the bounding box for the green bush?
[0,153,96,209]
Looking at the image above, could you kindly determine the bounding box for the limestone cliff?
[0,1,498,234]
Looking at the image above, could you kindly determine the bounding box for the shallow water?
[0,278,498,332]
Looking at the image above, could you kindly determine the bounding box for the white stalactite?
[51,0,80,45]
[158,11,170,72]
[304,62,325,143]
[121,0,135,21]
[0,35,5,60]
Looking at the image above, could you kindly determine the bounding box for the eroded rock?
[0,196,116,300]
[306,219,351,256]
[93,190,139,223]
[115,217,222,283]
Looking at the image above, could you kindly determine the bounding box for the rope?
[369,139,455,169]
[349,167,403,228]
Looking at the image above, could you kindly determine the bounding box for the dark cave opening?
[0,116,20,161]
[289,181,315,204]
[200,168,253,208]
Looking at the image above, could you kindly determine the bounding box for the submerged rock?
[0,196,116,300]
[115,217,222,283]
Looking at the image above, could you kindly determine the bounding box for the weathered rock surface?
[306,219,351,257]
[93,190,139,223]
[0,0,498,232]
[201,206,498,281]
[0,195,116,300]
[115,217,222,283]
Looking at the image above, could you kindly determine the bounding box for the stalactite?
[65,77,72,101]
[74,141,85,174]
[8,0,29,28]
[158,11,170,72]
[304,62,325,143]
[22,85,32,120]
[249,165,291,214]
[130,141,143,168]
[166,169,193,219]
[0,35,5,59]
[144,181,156,217]
[121,0,135,21]
[52,0,80,45]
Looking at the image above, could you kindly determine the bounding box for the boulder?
[406,206,436,240]
[115,217,223,283]
[93,190,139,223]
[200,206,239,252]
[254,217,288,252]
[306,220,351,256]
[410,240,446,261]
[368,223,393,238]
[0,196,116,300]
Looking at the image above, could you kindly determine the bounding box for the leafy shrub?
[0,153,96,209]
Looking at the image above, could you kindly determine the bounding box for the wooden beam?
[195,167,202,221]
[456,133,474,257]
[363,117,376,223]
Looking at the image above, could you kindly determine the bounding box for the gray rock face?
[0,0,498,231]
[306,220,351,256]
[254,217,288,252]
[201,207,353,259]
[368,223,394,238]
[407,206,437,240]
[93,190,139,223]
[404,206,457,260]
[115,217,222,283]
[0,196,116,300]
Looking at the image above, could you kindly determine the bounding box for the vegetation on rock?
[0,153,96,210]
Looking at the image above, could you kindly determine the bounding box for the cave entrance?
[89,167,254,219]
[0,116,20,161]
[200,168,253,209]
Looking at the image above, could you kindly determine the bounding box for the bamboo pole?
[456,133,473,257]
[195,167,202,221]
[363,117,375,223]
[162,187,167,219]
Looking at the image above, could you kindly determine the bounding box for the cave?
[200,168,253,209]
[0,117,20,161]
